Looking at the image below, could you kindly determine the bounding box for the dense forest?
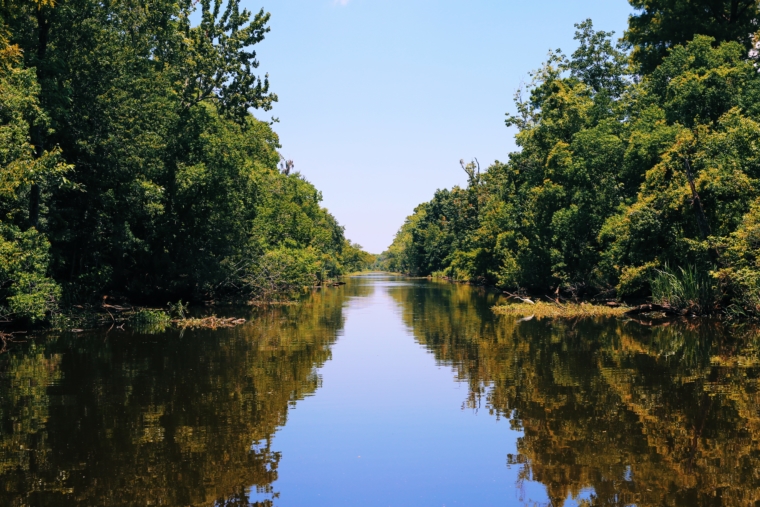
[379,0,760,317]
[0,0,374,325]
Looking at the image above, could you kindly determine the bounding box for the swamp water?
[2,273,760,506]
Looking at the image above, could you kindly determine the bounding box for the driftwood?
[624,304,685,316]
[173,316,246,330]
[102,303,133,312]
[0,331,27,354]
[504,291,535,304]
[626,316,675,327]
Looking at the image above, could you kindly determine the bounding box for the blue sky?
[249,0,634,253]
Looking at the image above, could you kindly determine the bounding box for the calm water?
[2,274,760,506]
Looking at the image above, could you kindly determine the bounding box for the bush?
[223,247,318,302]
[132,309,171,334]
[0,224,60,323]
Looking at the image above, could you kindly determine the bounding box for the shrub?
[223,247,318,302]
[0,224,60,323]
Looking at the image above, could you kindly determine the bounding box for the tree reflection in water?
[0,282,373,507]
[3,277,760,506]
[388,279,760,507]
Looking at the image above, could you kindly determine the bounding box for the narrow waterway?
[2,274,759,506]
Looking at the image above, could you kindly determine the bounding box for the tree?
[624,0,760,74]
[0,0,371,321]
[568,19,629,98]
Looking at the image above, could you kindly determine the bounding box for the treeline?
[0,0,374,324]
[380,0,760,317]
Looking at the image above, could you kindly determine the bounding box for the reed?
[650,264,717,314]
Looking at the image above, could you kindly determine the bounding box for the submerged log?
[624,304,684,316]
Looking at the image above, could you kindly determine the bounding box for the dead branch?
[624,303,685,316]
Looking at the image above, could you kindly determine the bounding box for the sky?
[247,0,635,253]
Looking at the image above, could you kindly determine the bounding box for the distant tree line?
[379,0,760,317]
[0,0,375,324]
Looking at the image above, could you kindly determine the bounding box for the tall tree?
[624,0,760,74]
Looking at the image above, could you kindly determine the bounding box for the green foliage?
[132,308,171,334]
[568,19,629,97]
[167,300,189,319]
[0,33,69,323]
[0,0,372,323]
[224,247,319,302]
[624,0,760,74]
[715,197,760,317]
[650,264,718,313]
[387,21,631,291]
[386,20,760,316]
[0,224,60,322]
[340,241,377,273]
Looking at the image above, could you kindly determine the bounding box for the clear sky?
[249,0,634,254]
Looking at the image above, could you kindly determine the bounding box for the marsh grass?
[650,264,718,314]
[492,301,628,319]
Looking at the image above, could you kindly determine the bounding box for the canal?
[1,273,758,506]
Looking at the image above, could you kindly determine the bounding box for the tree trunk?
[29,184,40,229]
[28,9,50,230]
[683,158,721,263]
[730,0,738,22]
[683,158,711,241]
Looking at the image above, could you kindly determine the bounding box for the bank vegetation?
[379,1,760,320]
[0,0,375,329]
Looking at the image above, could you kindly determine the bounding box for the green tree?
[0,26,69,321]
[624,0,760,74]
[0,0,368,320]
[387,19,760,316]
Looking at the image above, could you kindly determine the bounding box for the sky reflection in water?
[2,274,760,506]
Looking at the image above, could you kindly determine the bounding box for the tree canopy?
[0,0,373,323]
[381,15,760,317]
[624,0,760,73]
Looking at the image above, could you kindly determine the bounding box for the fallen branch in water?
[503,291,535,304]
[0,331,27,354]
[624,304,685,317]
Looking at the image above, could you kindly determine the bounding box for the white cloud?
[333,0,350,5]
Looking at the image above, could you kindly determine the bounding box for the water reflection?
[0,283,367,507]
[388,280,760,507]
[2,276,760,506]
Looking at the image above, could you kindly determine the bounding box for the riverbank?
[411,274,748,322]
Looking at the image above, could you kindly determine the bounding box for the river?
[1,273,759,506]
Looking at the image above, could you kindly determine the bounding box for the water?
[2,273,759,506]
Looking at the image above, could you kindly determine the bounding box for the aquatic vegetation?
[492,300,629,319]
[173,316,247,330]
[132,308,172,334]
[649,264,718,314]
